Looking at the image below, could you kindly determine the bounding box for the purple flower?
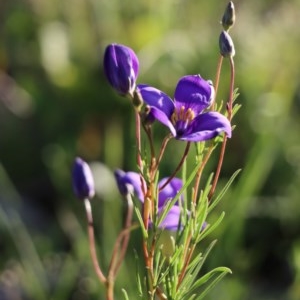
[137,75,232,142]
[114,170,184,231]
[114,169,145,202]
[72,157,95,200]
[103,43,139,96]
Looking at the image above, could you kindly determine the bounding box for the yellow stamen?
[171,106,195,126]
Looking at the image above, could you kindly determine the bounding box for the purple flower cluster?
[103,43,231,142]
[101,43,232,230]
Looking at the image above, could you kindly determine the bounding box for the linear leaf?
[208,169,241,213]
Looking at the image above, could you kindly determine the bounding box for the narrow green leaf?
[134,206,148,238]
[191,266,232,289]
[194,268,232,300]
[196,212,225,243]
[121,288,130,300]
[177,240,217,299]
[208,169,241,213]
[134,250,143,296]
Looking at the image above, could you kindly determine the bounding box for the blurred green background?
[1,0,300,299]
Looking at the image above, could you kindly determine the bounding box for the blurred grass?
[1,0,300,299]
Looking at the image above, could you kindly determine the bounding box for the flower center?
[171,106,195,136]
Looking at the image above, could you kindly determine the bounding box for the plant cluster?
[72,2,240,299]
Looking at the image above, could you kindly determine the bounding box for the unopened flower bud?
[103,43,139,96]
[72,157,95,200]
[219,31,235,58]
[222,1,235,31]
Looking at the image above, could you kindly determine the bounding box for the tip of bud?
[72,157,95,200]
[221,1,236,31]
[219,31,235,58]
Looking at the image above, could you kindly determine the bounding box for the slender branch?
[144,124,156,162]
[135,109,143,172]
[159,142,191,192]
[84,198,107,284]
[228,57,235,121]
[177,243,196,290]
[208,56,235,201]
[155,134,172,172]
[111,193,134,275]
[211,55,223,110]
[106,279,114,300]
[192,144,215,204]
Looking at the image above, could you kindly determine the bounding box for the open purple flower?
[137,75,232,142]
[72,157,95,200]
[103,43,139,96]
[114,170,183,231]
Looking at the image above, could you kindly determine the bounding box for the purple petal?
[137,84,176,135]
[137,84,175,117]
[158,206,182,231]
[178,111,232,142]
[158,177,183,207]
[103,44,139,95]
[72,157,95,200]
[174,75,214,114]
[150,107,177,137]
[114,169,145,202]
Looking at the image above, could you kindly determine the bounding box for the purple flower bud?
[219,31,235,58]
[72,157,95,200]
[114,169,145,202]
[103,43,139,96]
[222,1,235,31]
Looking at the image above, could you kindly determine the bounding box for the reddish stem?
[212,55,223,110]
[155,135,172,172]
[84,199,106,284]
[208,56,235,201]
[159,142,191,192]
[110,193,134,276]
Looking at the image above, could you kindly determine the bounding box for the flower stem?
[135,109,143,172]
[192,144,215,204]
[209,56,235,201]
[106,278,114,300]
[159,142,191,192]
[155,135,172,173]
[212,55,223,110]
[84,198,106,284]
[177,145,214,286]
[109,193,134,276]
[144,124,156,162]
[228,56,235,121]
[177,243,196,290]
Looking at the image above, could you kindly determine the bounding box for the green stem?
[135,109,143,172]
